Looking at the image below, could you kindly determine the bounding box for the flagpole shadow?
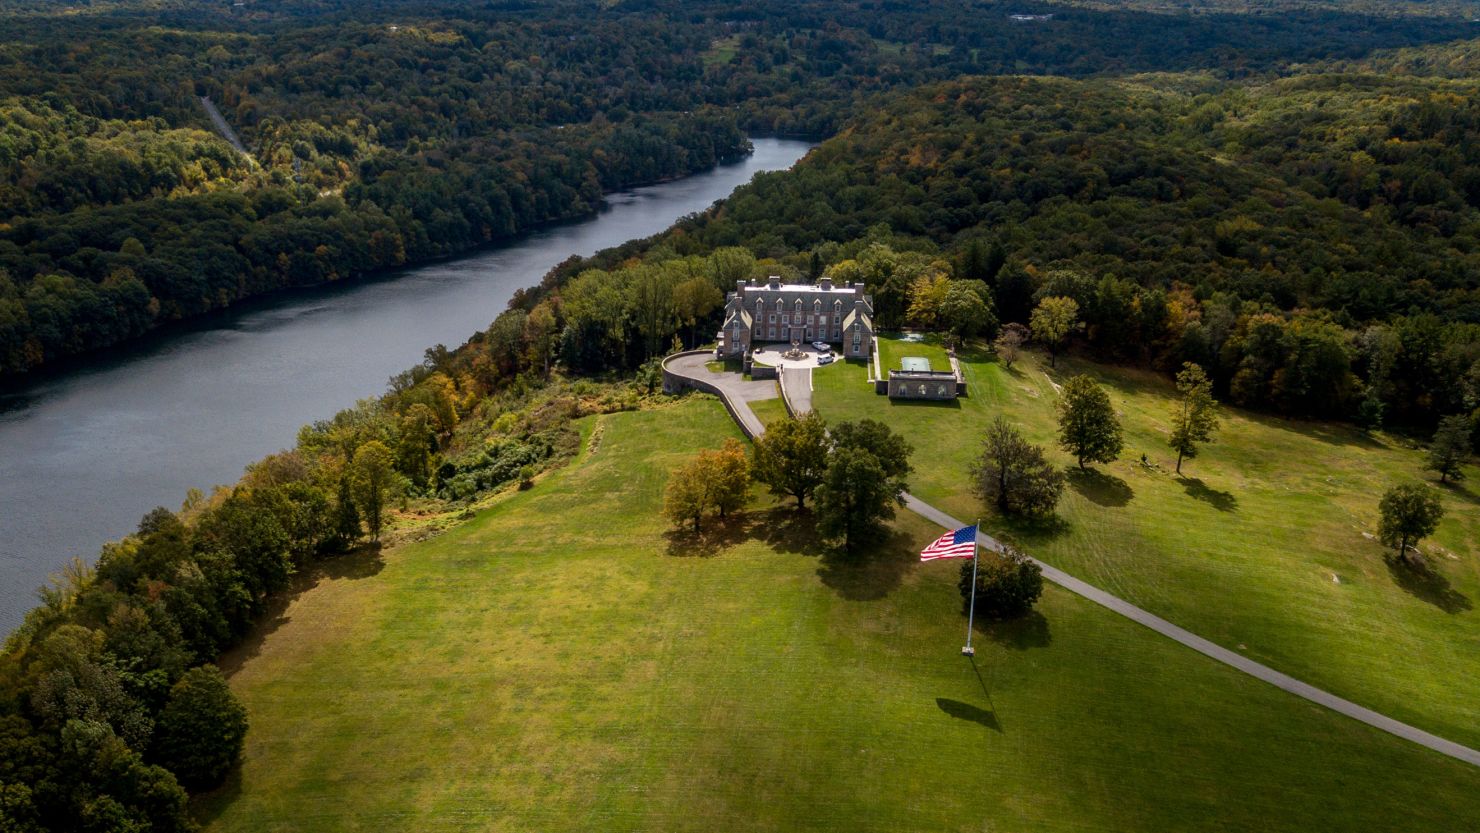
[935,655,1004,734]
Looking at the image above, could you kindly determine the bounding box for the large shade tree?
[752,412,830,510]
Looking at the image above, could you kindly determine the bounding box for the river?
[0,137,814,634]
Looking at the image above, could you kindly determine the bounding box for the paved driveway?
[664,353,779,437]
[779,367,813,415]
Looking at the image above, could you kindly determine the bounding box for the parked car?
[753,345,765,353]
[811,341,831,352]
[817,354,834,365]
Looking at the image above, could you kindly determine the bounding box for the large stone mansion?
[718,276,875,359]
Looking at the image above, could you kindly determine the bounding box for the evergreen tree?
[1426,414,1472,483]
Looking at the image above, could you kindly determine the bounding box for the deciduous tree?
[970,417,1064,517]
[150,665,248,790]
[709,438,752,519]
[673,277,723,348]
[1057,374,1123,469]
[1378,483,1444,563]
[959,547,1043,619]
[664,457,710,532]
[350,440,396,541]
[1168,362,1220,474]
[939,280,997,342]
[815,421,913,554]
[993,322,1028,369]
[752,412,829,510]
[1030,296,1079,368]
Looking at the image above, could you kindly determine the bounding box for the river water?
[0,138,813,634]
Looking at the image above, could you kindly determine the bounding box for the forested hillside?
[5,3,1480,828]
[2,0,1477,378]
[540,72,1480,427]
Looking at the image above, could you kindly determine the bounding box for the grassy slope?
[813,336,1480,750]
[201,394,1480,832]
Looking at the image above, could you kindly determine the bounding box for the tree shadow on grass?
[663,513,761,558]
[1438,479,1480,507]
[975,610,1052,650]
[216,542,385,678]
[814,525,918,601]
[1179,476,1237,512]
[752,505,827,558]
[936,697,1002,732]
[1241,409,1388,451]
[1385,555,1472,614]
[998,512,1072,547]
[1066,467,1133,507]
[188,763,242,827]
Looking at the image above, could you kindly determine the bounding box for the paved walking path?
[903,495,1480,768]
[662,352,780,438]
[674,356,1480,769]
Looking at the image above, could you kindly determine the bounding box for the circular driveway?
[749,343,834,369]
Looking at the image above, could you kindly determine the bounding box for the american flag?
[920,524,978,561]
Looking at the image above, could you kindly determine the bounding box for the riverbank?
[0,138,814,634]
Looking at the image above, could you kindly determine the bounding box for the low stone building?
[876,355,966,400]
[718,276,875,359]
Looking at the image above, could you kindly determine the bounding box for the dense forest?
[2,0,1478,378]
[545,71,1480,428]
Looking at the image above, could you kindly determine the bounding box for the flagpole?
[962,520,979,657]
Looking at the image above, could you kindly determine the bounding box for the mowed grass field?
[199,396,1480,832]
[813,336,1480,750]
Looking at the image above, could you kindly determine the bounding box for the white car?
[812,341,831,352]
[817,354,834,365]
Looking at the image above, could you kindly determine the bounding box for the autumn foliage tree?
[664,439,752,532]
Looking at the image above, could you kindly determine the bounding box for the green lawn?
[199,397,1480,832]
[814,336,1480,750]
[877,332,953,375]
[748,395,789,427]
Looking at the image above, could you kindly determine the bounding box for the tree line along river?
[0,138,814,634]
